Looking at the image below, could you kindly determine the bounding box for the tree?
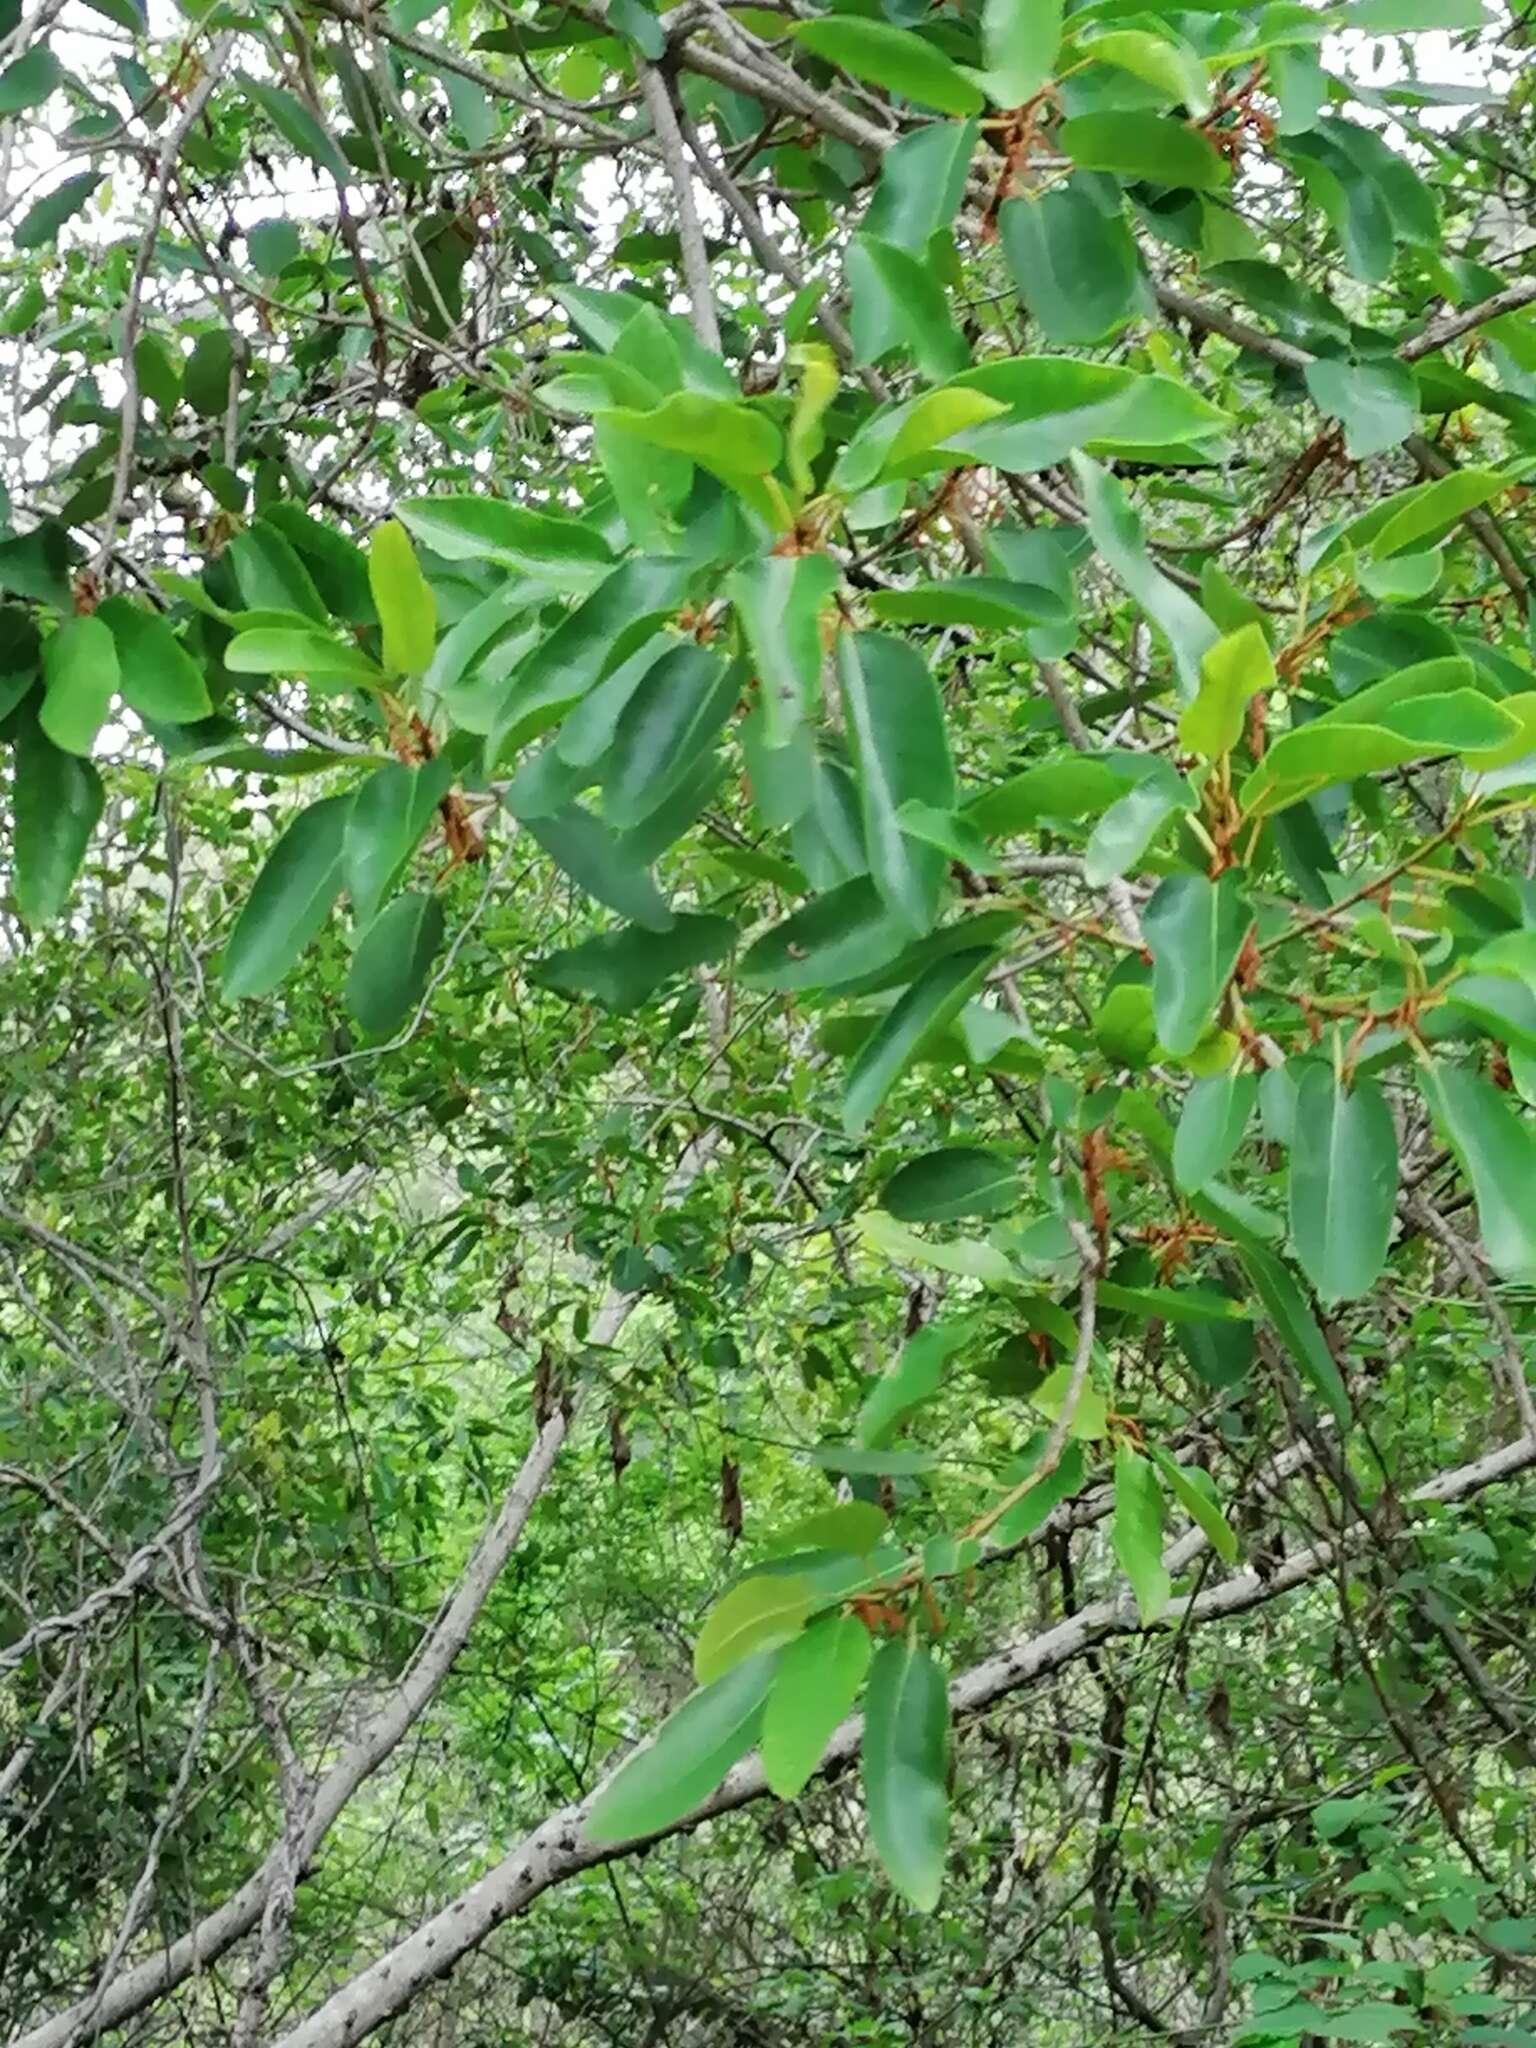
[3,0,1536,2040]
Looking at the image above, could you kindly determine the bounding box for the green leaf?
[1080,27,1212,114]
[584,1652,778,1844]
[487,556,691,764]
[1148,1446,1239,1565]
[533,913,737,1012]
[183,330,237,419]
[729,553,836,748]
[868,576,1067,632]
[1112,1445,1170,1622]
[1141,871,1253,1058]
[967,754,1132,836]
[694,1573,818,1687]
[790,17,984,114]
[40,616,118,756]
[837,632,955,936]
[229,523,328,623]
[14,173,102,249]
[1071,456,1219,695]
[1304,359,1418,460]
[847,236,970,382]
[1000,185,1151,347]
[11,710,103,925]
[864,121,978,254]
[739,879,911,992]
[602,643,736,830]
[973,0,1060,104]
[1446,974,1536,1059]
[1288,1067,1398,1303]
[1237,1243,1351,1424]
[1059,112,1228,191]
[370,520,437,676]
[222,795,352,1000]
[1084,778,1188,887]
[395,496,614,578]
[882,1146,1021,1223]
[861,1639,950,1912]
[767,1503,888,1558]
[857,1319,978,1446]
[239,75,349,181]
[1181,623,1274,758]
[761,1615,872,1799]
[1173,1068,1257,1193]
[1425,1064,1536,1284]
[525,804,674,932]
[97,599,213,722]
[1097,1282,1249,1326]
[345,891,446,1036]
[344,757,453,928]
[842,950,993,1135]
[225,628,384,687]
[600,391,784,487]
[1366,469,1512,559]
[857,1211,1018,1288]
[0,44,62,115]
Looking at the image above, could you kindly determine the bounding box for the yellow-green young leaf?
[345,891,445,1037]
[1180,622,1274,758]
[885,389,1009,476]
[693,1573,818,1686]
[1288,1067,1398,1303]
[787,342,838,498]
[369,519,437,676]
[767,1503,888,1558]
[761,1615,872,1798]
[1112,1444,1170,1622]
[1148,1446,1239,1565]
[861,1639,950,1911]
[584,1652,777,1845]
[225,627,384,687]
[1426,1064,1536,1283]
[1464,690,1536,771]
[599,391,783,479]
[221,794,352,1000]
[1028,1360,1109,1438]
[41,616,118,755]
[12,709,104,925]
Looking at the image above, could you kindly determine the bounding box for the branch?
[264,1431,1536,2048]
[638,61,721,353]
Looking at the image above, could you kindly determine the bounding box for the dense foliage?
[3,0,1536,2040]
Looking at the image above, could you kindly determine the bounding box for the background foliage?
[3,0,1536,2040]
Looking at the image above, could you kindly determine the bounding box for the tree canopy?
[3,0,1536,2041]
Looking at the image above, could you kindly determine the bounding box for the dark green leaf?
[861,1639,950,1912]
[584,1653,778,1844]
[842,948,992,1135]
[346,891,446,1036]
[1288,1067,1398,1302]
[222,794,352,1000]
[11,710,103,925]
[1141,871,1253,1059]
[761,1615,872,1799]
[882,1147,1021,1223]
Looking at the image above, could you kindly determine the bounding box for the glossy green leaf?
[370,520,437,676]
[1304,359,1418,460]
[229,523,328,623]
[1148,1446,1239,1565]
[1446,975,1536,1058]
[14,173,101,249]
[225,628,384,688]
[857,1319,978,1447]
[842,949,994,1134]
[761,1615,873,1800]
[344,757,453,928]
[1141,871,1253,1059]
[868,576,1067,632]
[1112,1445,1170,1622]
[1237,1243,1351,1424]
[740,880,910,992]
[345,891,445,1036]
[1080,27,1211,113]
[729,553,836,748]
[1174,1068,1257,1193]
[1071,456,1219,694]
[882,1147,1021,1223]
[533,913,736,1012]
[0,45,62,115]
[97,599,213,722]
[694,1574,818,1687]
[1426,1064,1536,1283]
[1000,185,1150,346]
[240,75,349,180]
[847,236,970,382]
[525,804,674,932]
[1059,112,1228,191]
[861,1639,950,1912]
[40,616,118,756]
[768,1504,888,1558]
[972,0,1060,103]
[584,1652,778,1844]
[837,632,955,936]
[1288,1067,1398,1303]
[222,795,352,1000]
[395,496,613,577]
[790,17,984,114]
[11,711,103,925]
[602,643,736,830]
